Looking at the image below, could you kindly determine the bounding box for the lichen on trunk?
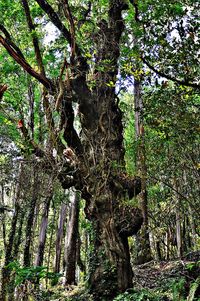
[77,88,142,299]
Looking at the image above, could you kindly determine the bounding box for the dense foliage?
[0,0,199,300]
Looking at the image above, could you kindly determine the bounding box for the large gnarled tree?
[0,0,143,299]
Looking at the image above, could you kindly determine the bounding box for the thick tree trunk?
[72,34,143,301]
[64,191,80,285]
[0,1,143,299]
[78,85,143,299]
[88,216,133,298]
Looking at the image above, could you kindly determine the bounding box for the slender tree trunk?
[13,209,25,259]
[183,171,197,250]
[23,166,40,267]
[165,231,170,260]
[76,233,85,274]
[28,81,35,139]
[174,179,183,258]
[176,206,183,258]
[35,188,52,266]
[54,201,68,274]
[46,207,57,288]
[1,184,7,251]
[64,191,80,285]
[83,231,89,275]
[188,205,197,250]
[0,164,23,301]
[156,240,162,261]
[134,78,152,264]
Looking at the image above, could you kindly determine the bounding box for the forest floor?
[45,251,200,301]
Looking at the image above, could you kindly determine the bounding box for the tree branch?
[141,57,200,89]
[35,0,88,71]
[149,175,190,203]
[62,0,76,65]
[77,1,92,28]
[129,0,140,22]
[0,84,7,101]
[0,24,26,60]
[35,0,72,44]
[0,35,52,89]
[21,0,57,145]
[21,0,46,76]
[130,1,200,90]
[17,119,46,157]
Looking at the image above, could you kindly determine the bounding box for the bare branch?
[21,0,46,76]
[21,0,57,144]
[141,57,200,89]
[149,175,190,202]
[0,24,26,60]
[55,58,67,111]
[62,0,76,65]
[0,35,52,89]
[35,0,72,43]
[35,0,88,72]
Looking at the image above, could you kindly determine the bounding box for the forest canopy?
[0,0,199,300]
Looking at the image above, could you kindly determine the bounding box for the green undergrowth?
[4,260,200,300]
[37,276,200,301]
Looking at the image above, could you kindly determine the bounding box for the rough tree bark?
[0,1,143,299]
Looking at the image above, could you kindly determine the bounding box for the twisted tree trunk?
[0,1,143,299]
